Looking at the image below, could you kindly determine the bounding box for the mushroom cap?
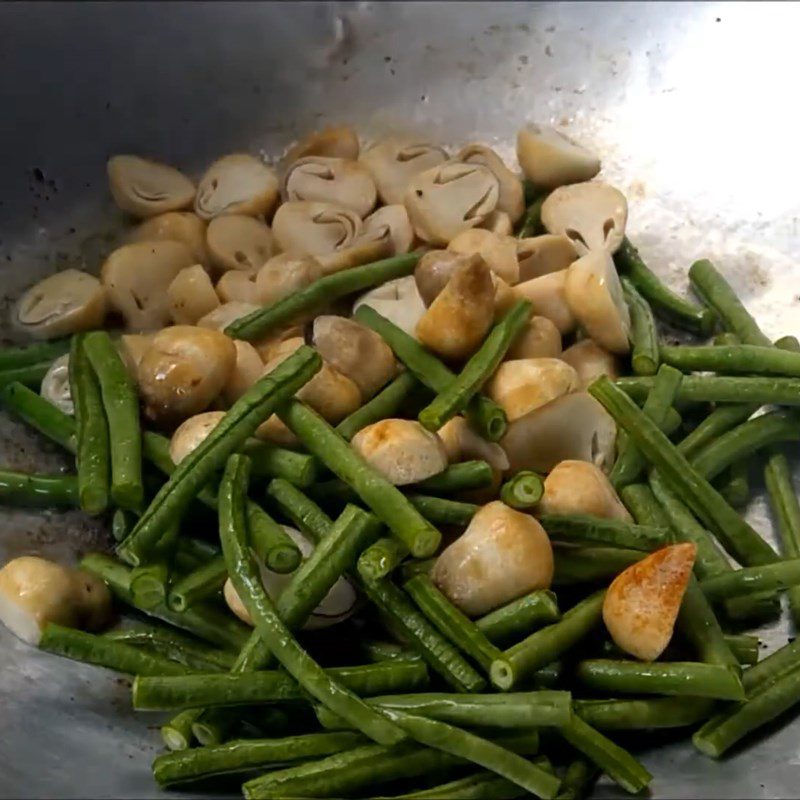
[564,249,631,354]
[118,333,153,379]
[101,241,196,331]
[516,234,578,282]
[315,234,392,276]
[539,460,631,521]
[505,315,562,360]
[312,315,397,399]
[603,543,696,661]
[560,339,620,390]
[167,264,221,325]
[206,214,276,273]
[516,124,601,189]
[414,250,472,307]
[353,275,427,339]
[40,354,73,415]
[457,143,525,223]
[405,161,500,246]
[437,416,510,472]
[216,270,259,305]
[360,136,448,205]
[195,154,279,220]
[271,201,362,256]
[127,211,210,266]
[283,126,360,166]
[513,270,576,335]
[486,358,578,422]
[282,156,377,217]
[448,228,520,285]
[255,253,323,306]
[107,155,195,218]
[501,391,617,474]
[224,340,265,404]
[17,269,107,340]
[362,204,415,255]
[197,301,261,331]
[170,411,226,465]
[540,182,628,255]
[432,500,554,616]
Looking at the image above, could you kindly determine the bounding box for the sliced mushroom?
[501,391,617,474]
[539,460,631,521]
[487,358,578,422]
[505,316,562,360]
[195,154,279,220]
[216,270,259,305]
[17,269,107,340]
[513,271,576,335]
[197,301,260,331]
[405,162,500,246]
[540,182,628,254]
[565,250,631,354]
[271,201,362,256]
[101,241,195,330]
[167,264,220,325]
[517,234,578,282]
[137,325,236,424]
[315,234,392,276]
[560,340,620,390]
[516,124,601,189]
[312,315,397,399]
[360,137,448,205]
[416,256,496,361]
[448,229,519,285]
[432,501,554,616]
[481,210,513,236]
[107,155,195,218]
[40,354,73,415]
[353,275,427,339]
[127,211,210,266]
[0,556,111,645]
[438,416,509,472]
[458,143,525,223]
[206,214,275,273]
[603,543,696,661]
[169,411,225,464]
[283,126,360,166]
[351,419,448,486]
[362,205,415,254]
[283,157,377,217]
[224,340,264,404]
[118,333,153,379]
[255,253,323,307]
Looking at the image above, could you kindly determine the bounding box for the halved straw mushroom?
[360,136,448,205]
[271,201,362,256]
[486,358,578,422]
[127,211,210,266]
[101,241,195,330]
[501,391,617,474]
[351,419,449,486]
[505,315,562,360]
[437,416,509,472]
[0,556,111,645]
[40,354,73,415]
[603,543,697,661]
[137,325,236,424]
[107,155,195,218]
[560,339,621,390]
[481,210,514,236]
[224,340,264,404]
[416,255,496,360]
[216,270,259,305]
[255,253,323,306]
[565,249,631,354]
[516,124,601,189]
[118,333,153,379]
[195,154,279,220]
[448,228,519,285]
[167,264,220,325]
[457,143,525,223]
[513,270,576,335]
[539,460,631,520]
[206,214,275,273]
[169,411,225,465]
[312,315,397,399]
[353,276,427,339]
[282,157,377,217]
[540,182,628,254]
[17,269,107,339]
[432,501,554,616]
[224,526,356,629]
[405,162,500,246]
[197,301,260,331]
[315,234,392,276]
[283,125,360,166]
[362,204,415,255]
[516,234,578,282]
[414,250,468,307]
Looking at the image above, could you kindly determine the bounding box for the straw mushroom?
[487,358,578,422]
[118,333,153,379]
[283,126,360,166]
[206,214,276,273]
[513,271,576,334]
[501,392,617,474]
[360,137,448,205]
[169,411,225,464]
[137,325,236,424]
[101,241,195,330]
[107,155,195,218]
[457,143,525,223]
[438,416,509,473]
[516,235,578,282]
[432,501,554,616]
[224,340,264,404]
[40,354,73,415]
[560,340,620,390]
[249,325,305,363]
[540,182,628,254]
[255,253,323,306]
[127,211,210,266]
[516,124,601,189]
[414,250,468,307]
[353,276,427,339]
[481,210,514,236]
[565,249,631,354]
[448,229,519,285]
[195,154,279,220]
[351,419,448,486]
[197,301,260,332]
[271,201,361,256]
[167,264,220,325]
[282,157,377,217]
[416,256,496,360]
[216,270,259,305]
[539,460,632,520]
[312,315,397,399]
[315,234,392,276]
[362,205,415,254]
[17,269,107,339]
[505,316,562,360]
[405,162,500,246]
[603,543,697,661]
[0,556,111,645]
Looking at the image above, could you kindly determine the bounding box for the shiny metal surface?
[1,1,800,797]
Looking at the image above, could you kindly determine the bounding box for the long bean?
[415,460,495,495]
[409,494,479,526]
[266,478,332,544]
[1,381,77,452]
[725,634,760,667]
[553,546,642,585]
[0,337,70,370]
[622,275,659,375]
[379,771,525,800]
[713,331,740,346]
[0,470,78,507]
[167,555,228,612]
[538,514,669,551]
[661,343,800,377]
[499,470,544,509]
[676,403,758,458]
[0,361,53,390]
[700,559,800,602]
[161,709,201,752]
[244,439,319,487]
[574,696,715,730]
[247,502,302,574]
[358,537,409,582]
[557,758,599,800]
[718,460,750,509]
[475,590,560,644]
[518,193,546,238]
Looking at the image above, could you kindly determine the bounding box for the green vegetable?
[517,194,546,238]
[415,460,495,495]
[621,275,659,375]
[408,494,479,526]
[110,508,134,543]
[0,361,54,391]
[1,381,77,453]
[0,337,70,370]
[538,514,670,551]
[266,478,332,544]
[615,375,800,406]
[557,758,599,800]
[167,555,228,612]
[660,343,800,376]
[676,403,757,458]
[725,633,760,667]
[378,771,525,800]
[718,460,750,508]
[130,556,173,610]
[553,546,641,586]
[574,696,715,730]
[358,537,409,582]
[499,470,544,509]
[0,470,78,507]
[161,709,200,752]
[475,590,560,644]
[247,502,302,574]
[700,559,800,602]
[713,332,740,346]
[244,439,319,487]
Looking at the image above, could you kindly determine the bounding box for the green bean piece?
[621,275,659,376]
[553,546,642,586]
[358,537,409,581]
[661,343,800,377]
[1,382,77,452]
[717,460,750,508]
[247,502,302,574]
[173,536,220,569]
[353,304,507,441]
[576,659,745,700]
[713,331,741,346]
[574,696,715,731]
[0,337,70,370]
[725,633,760,667]
[408,494,479,527]
[415,460,495,495]
[336,371,420,441]
[399,557,436,581]
[69,333,110,514]
[83,330,143,510]
[167,554,228,612]
[619,483,668,526]
[557,758,599,800]
[700,559,800,602]
[776,334,800,351]
[0,361,54,391]
[110,508,133,543]
[676,403,757,458]
[499,470,544,509]
[418,299,531,432]
[381,771,525,800]
[161,709,199,752]
[475,590,561,645]
[0,470,78,508]
[517,194,546,238]
[243,439,319,487]
[616,374,800,406]
[361,640,421,664]
[266,478,333,544]
[538,514,670,551]
[492,590,606,691]
[130,558,172,610]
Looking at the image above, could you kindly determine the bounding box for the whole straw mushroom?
[560,339,620,390]
[255,253,323,306]
[197,300,261,332]
[169,411,225,465]
[448,228,520,285]
[353,276,427,339]
[282,156,377,217]
[516,124,601,189]
[283,125,360,167]
[127,211,210,267]
[414,250,470,307]
[516,234,578,282]
[513,270,576,335]
[437,416,509,473]
[167,265,220,325]
[486,358,578,422]
[481,210,514,236]
[362,205,415,255]
[206,214,276,273]
[224,340,265,404]
[538,460,632,520]
[216,270,259,305]
[457,143,525,223]
[195,154,279,220]
[505,315,562,360]
[271,201,362,256]
[107,155,195,218]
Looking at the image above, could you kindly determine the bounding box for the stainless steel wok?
[2,2,800,797]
